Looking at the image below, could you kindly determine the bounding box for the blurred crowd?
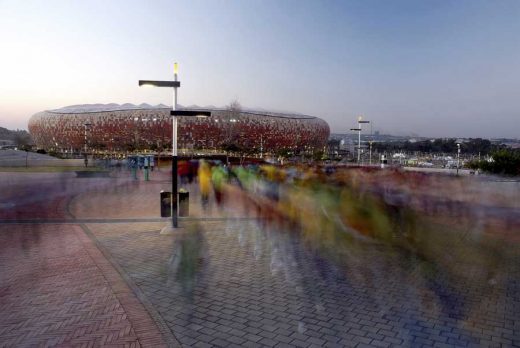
[166,159,519,326]
[189,160,519,242]
[186,160,518,286]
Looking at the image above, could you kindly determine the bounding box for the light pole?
[350,116,370,165]
[139,64,181,231]
[368,121,374,166]
[350,127,361,164]
[139,63,210,233]
[369,140,373,165]
[457,143,461,176]
[358,117,370,164]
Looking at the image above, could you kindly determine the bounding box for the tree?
[222,100,242,164]
[464,138,492,155]
[223,100,241,141]
[13,131,32,150]
[275,148,293,165]
[312,149,326,161]
[374,137,507,156]
[469,149,520,176]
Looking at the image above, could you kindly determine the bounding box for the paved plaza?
[0,170,519,347]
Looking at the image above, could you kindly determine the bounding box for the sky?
[1,0,519,138]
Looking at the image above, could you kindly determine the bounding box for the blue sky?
[1,0,519,138]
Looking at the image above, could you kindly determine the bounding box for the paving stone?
[211,338,230,347]
[242,341,263,348]
[195,333,214,343]
[275,343,296,348]
[244,333,263,342]
[352,335,372,345]
[324,342,346,348]
[292,339,311,347]
[338,338,359,347]
[262,324,279,332]
[259,337,279,347]
[245,326,262,335]
[275,334,294,344]
[193,341,212,348]
[305,336,325,346]
[227,334,247,345]
[259,330,279,339]
[367,332,385,341]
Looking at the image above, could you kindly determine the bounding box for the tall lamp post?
[358,117,370,164]
[139,63,210,233]
[351,116,370,164]
[350,126,361,163]
[456,143,461,176]
[369,140,373,165]
[368,121,374,165]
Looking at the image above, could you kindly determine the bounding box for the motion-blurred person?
[211,164,228,206]
[198,160,212,208]
[166,222,207,304]
[178,160,189,184]
[188,159,198,183]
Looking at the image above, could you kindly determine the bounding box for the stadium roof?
[47,103,317,120]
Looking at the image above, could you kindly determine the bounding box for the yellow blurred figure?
[260,164,277,181]
[198,160,212,206]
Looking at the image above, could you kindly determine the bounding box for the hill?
[0,127,32,146]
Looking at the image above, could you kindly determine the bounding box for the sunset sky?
[1,0,519,138]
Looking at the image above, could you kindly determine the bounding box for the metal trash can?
[160,191,172,217]
[178,191,189,217]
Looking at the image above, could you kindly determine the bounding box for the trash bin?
[178,190,189,217]
[160,191,172,217]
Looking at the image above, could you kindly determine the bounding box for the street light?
[368,121,374,165]
[139,63,210,233]
[457,143,461,176]
[350,116,370,164]
[369,140,373,165]
[350,127,361,164]
[357,117,370,164]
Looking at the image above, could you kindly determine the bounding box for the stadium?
[28,104,330,157]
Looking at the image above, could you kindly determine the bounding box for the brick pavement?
[0,223,168,347]
[87,218,520,348]
[2,170,520,347]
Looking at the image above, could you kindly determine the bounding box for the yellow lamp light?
[174,62,178,75]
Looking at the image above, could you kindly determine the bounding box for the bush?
[469,149,520,176]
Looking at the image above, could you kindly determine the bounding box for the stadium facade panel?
[28,104,330,154]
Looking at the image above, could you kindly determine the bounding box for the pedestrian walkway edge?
[79,224,181,348]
